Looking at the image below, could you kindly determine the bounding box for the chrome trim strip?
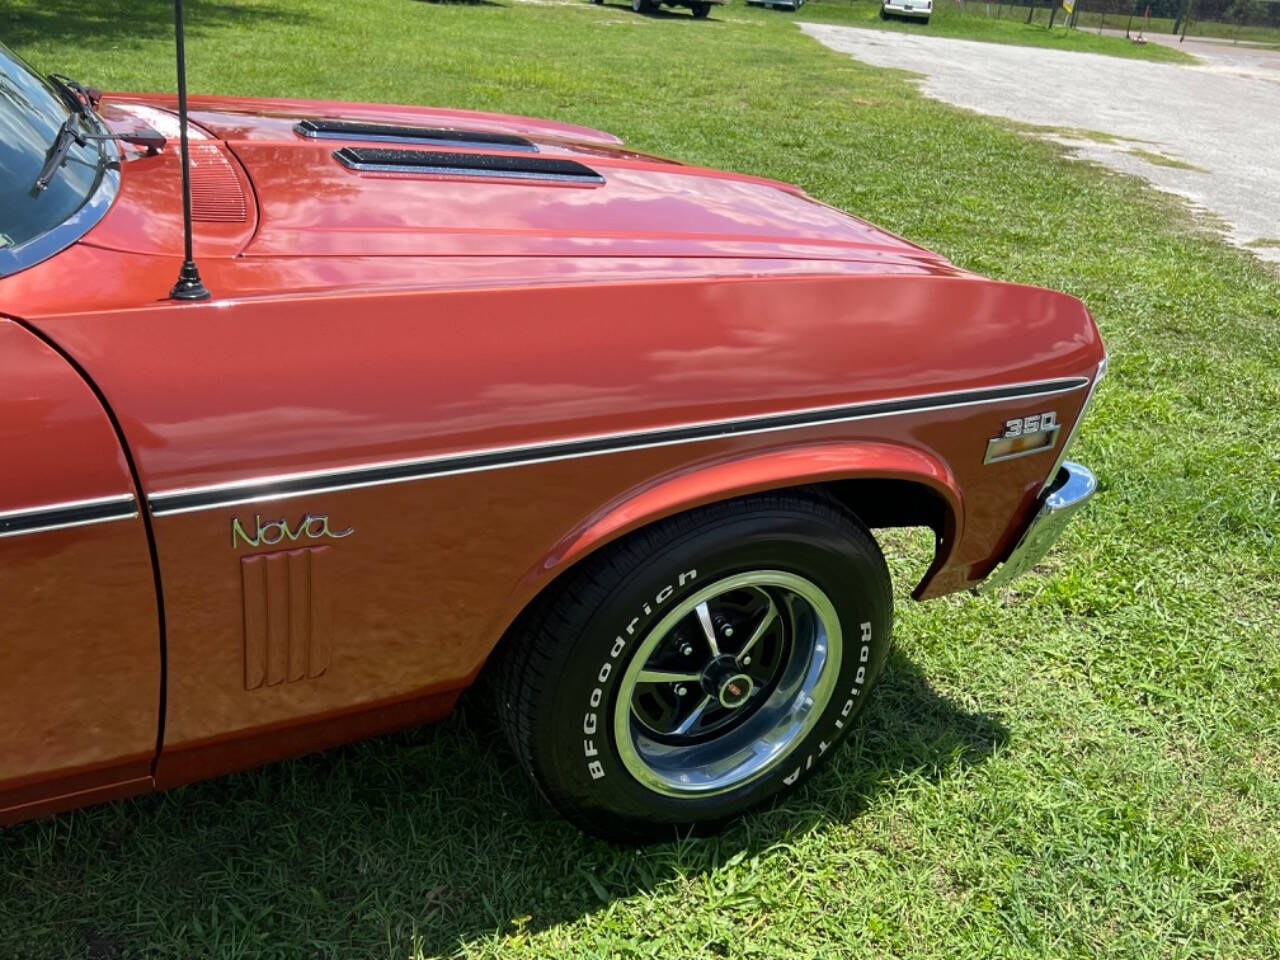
[338,158,604,184]
[0,493,139,538]
[148,376,1089,516]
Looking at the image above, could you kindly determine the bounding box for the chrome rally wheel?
[614,571,841,797]
[496,490,893,842]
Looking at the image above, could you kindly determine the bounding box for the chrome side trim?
[0,493,139,538]
[148,376,1089,516]
[979,461,1097,592]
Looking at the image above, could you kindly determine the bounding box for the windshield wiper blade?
[33,116,85,193]
[47,73,101,115]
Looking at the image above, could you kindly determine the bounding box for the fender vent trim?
[332,146,605,185]
[296,118,538,152]
[241,546,332,689]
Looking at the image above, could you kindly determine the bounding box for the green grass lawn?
[788,0,1198,61]
[3,0,1279,957]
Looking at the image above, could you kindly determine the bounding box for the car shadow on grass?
[0,649,1005,958]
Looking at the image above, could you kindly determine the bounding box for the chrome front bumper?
[978,461,1097,592]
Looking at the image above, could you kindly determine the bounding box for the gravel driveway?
[800,24,1280,262]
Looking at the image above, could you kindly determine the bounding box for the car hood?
[94,94,948,266]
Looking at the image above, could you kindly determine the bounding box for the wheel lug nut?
[675,685,688,696]
[680,643,693,656]
[723,626,734,637]
[743,656,751,666]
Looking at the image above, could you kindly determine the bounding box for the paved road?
[800,23,1280,262]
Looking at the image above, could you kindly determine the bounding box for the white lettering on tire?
[782,619,875,787]
[579,570,697,781]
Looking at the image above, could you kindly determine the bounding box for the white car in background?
[881,0,931,21]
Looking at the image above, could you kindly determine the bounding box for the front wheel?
[691,1,711,16]
[496,490,893,841]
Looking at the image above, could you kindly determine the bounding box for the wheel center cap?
[717,672,754,709]
[701,654,755,709]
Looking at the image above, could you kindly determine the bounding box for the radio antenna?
[168,0,210,301]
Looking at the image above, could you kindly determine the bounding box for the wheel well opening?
[816,478,953,596]
[818,478,948,535]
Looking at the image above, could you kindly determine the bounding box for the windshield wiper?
[32,115,85,193]
[34,72,168,193]
[47,73,101,116]
[50,74,168,153]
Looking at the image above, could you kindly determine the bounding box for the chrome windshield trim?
[0,493,139,538]
[0,129,120,279]
[148,375,1089,516]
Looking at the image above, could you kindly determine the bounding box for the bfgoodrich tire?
[496,489,893,841]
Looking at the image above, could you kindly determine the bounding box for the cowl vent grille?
[333,146,604,185]
[296,118,537,152]
[189,144,247,223]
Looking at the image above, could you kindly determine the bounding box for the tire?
[691,1,711,15]
[880,7,890,18]
[496,489,893,841]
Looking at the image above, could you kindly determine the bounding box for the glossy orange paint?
[0,320,159,822]
[0,93,1104,823]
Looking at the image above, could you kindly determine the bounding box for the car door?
[0,317,160,823]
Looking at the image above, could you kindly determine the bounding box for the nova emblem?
[231,513,354,549]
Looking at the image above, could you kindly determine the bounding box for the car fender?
[485,440,962,651]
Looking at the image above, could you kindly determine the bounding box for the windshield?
[0,42,107,255]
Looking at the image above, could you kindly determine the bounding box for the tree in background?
[1223,0,1263,24]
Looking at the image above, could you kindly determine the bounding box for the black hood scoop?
[333,146,605,185]
[296,118,537,152]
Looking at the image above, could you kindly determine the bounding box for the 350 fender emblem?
[231,513,354,549]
